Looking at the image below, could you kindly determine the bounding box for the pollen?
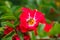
[28,18,35,25]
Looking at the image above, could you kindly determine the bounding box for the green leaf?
[54,22,60,33]
[26,0,37,9]
[14,20,19,27]
[2,31,15,40]
[0,27,4,35]
[1,21,15,28]
[38,23,45,32]
[0,16,16,20]
[46,19,51,23]
[36,0,42,6]
[37,23,47,37]
[0,6,11,13]
[29,31,36,40]
[0,27,4,32]
[11,6,21,18]
[17,31,23,40]
[0,13,16,20]
[5,1,12,8]
[50,22,60,35]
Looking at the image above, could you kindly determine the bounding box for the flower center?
[27,18,35,26]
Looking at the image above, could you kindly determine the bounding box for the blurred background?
[0,0,60,22]
[0,0,60,39]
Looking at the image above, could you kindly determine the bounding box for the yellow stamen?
[28,18,35,25]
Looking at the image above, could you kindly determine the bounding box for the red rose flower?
[24,34,30,40]
[19,24,28,33]
[4,26,13,35]
[12,34,20,40]
[44,22,54,32]
[19,7,45,33]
